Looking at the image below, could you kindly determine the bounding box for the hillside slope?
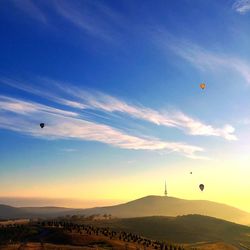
[80,196,250,225]
[0,204,73,219]
[89,214,250,248]
[0,205,29,219]
[1,196,250,225]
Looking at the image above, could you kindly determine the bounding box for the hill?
[80,196,250,225]
[88,214,250,248]
[0,204,73,219]
[0,213,249,249]
[21,206,73,215]
[1,196,250,225]
[0,205,29,219]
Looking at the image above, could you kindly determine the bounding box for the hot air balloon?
[199,184,204,191]
[200,83,206,90]
[190,172,192,174]
[40,123,45,128]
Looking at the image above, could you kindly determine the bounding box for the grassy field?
[0,222,185,250]
[85,215,250,249]
[1,215,250,250]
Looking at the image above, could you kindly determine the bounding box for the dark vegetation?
[0,214,249,249]
[0,220,190,250]
[87,215,250,244]
[68,214,250,249]
[0,224,40,244]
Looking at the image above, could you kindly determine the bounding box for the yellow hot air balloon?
[200,83,206,90]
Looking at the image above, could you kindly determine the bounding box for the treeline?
[0,220,198,250]
[40,220,197,250]
[0,224,39,245]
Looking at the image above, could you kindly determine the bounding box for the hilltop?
[78,195,250,225]
[1,196,250,225]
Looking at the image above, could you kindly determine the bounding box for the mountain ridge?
[1,195,250,225]
[79,195,250,225]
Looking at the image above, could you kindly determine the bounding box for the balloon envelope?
[40,123,45,128]
[199,184,204,191]
[200,83,206,89]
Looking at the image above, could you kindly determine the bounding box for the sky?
[0,0,250,211]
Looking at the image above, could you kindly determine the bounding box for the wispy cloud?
[8,0,126,42]
[233,0,250,14]
[154,31,250,85]
[63,87,236,141]
[52,0,125,42]
[61,148,78,153]
[0,77,87,109]
[0,77,237,141]
[10,0,47,23]
[0,95,78,117]
[0,95,204,159]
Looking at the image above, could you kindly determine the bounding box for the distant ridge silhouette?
[1,195,250,225]
[80,195,250,225]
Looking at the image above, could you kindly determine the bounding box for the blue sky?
[0,0,250,210]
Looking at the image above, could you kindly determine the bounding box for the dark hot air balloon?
[40,123,45,128]
[199,184,204,191]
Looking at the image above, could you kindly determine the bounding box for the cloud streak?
[8,0,126,42]
[0,77,237,141]
[0,95,78,117]
[10,0,47,23]
[52,0,126,42]
[62,87,236,141]
[154,31,250,85]
[233,0,250,14]
[0,95,204,159]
